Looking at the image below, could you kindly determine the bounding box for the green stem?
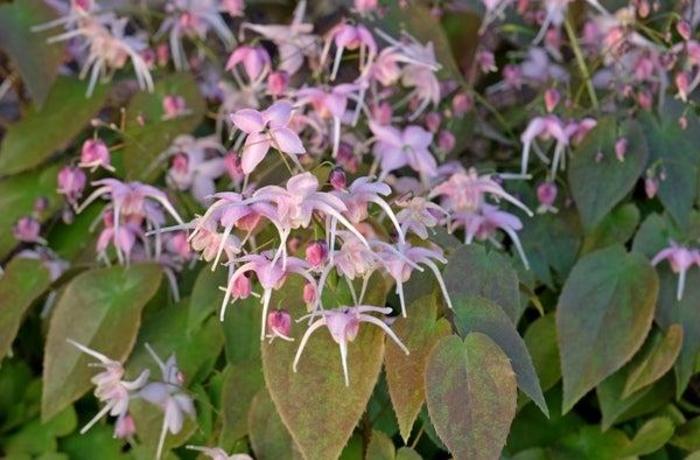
[564,19,599,111]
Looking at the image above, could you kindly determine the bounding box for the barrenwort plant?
[0,0,699,458]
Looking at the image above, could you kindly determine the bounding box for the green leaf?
[384,295,451,442]
[219,361,264,448]
[0,77,109,175]
[4,406,77,456]
[622,417,674,456]
[655,268,700,397]
[581,203,640,254]
[42,264,162,421]
[557,245,658,413]
[524,313,561,393]
[248,388,302,460]
[452,295,548,416]
[640,107,700,229]
[672,417,700,452]
[121,73,205,180]
[223,293,263,367]
[0,164,62,259]
[0,0,63,107]
[188,266,228,334]
[568,118,648,230]
[443,244,523,323]
[366,430,395,460]
[425,333,517,460]
[395,447,422,460]
[623,324,683,398]
[553,425,631,459]
[59,423,131,460]
[0,258,51,362]
[261,280,386,460]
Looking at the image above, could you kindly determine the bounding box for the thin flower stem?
[564,19,599,111]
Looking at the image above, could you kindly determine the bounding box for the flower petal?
[263,101,293,128]
[241,132,271,174]
[270,127,306,154]
[231,109,265,133]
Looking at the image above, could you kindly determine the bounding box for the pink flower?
[293,306,408,386]
[354,0,378,15]
[329,168,347,191]
[452,92,472,117]
[230,101,306,174]
[321,23,377,81]
[226,45,271,82]
[186,446,252,460]
[162,94,189,120]
[67,339,149,437]
[163,135,226,204]
[95,210,138,263]
[266,309,293,342]
[395,196,448,239]
[267,71,289,96]
[369,121,437,181]
[437,130,455,152]
[221,0,244,17]
[677,20,691,41]
[544,88,560,112]
[79,139,113,172]
[652,242,699,300]
[645,172,658,199]
[13,216,45,244]
[520,115,570,178]
[57,166,87,205]
[114,413,135,439]
[615,137,628,162]
[224,152,245,184]
[306,240,329,267]
[536,181,558,214]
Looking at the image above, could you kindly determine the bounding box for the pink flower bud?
[615,138,628,162]
[544,88,560,112]
[354,0,378,14]
[288,236,302,254]
[305,240,328,267]
[637,90,653,110]
[329,168,347,191]
[33,197,48,214]
[537,182,558,207]
[645,176,658,199]
[267,309,292,338]
[13,216,42,243]
[222,0,244,16]
[303,282,316,305]
[438,130,456,152]
[267,71,289,97]
[114,414,135,439]
[425,112,442,133]
[637,0,650,18]
[336,143,359,173]
[503,64,522,89]
[57,166,87,203]
[162,95,188,119]
[171,153,189,175]
[452,92,472,117]
[224,152,244,183]
[156,43,170,66]
[477,50,497,73]
[372,102,393,125]
[80,139,112,171]
[676,71,690,101]
[677,20,691,41]
[679,116,688,130]
[231,275,252,300]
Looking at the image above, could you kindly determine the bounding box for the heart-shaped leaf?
[452,295,548,416]
[425,333,517,460]
[0,0,64,107]
[261,280,387,460]
[0,257,51,362]
[568,118,648,230]
[623,324,683,398]
[557,245,658,413]
[443,244,522,323]
[42,264,162,421]
[121,73,205,181]
[384,295,451,441]
[248,388,302,460]
[0,77,110,175]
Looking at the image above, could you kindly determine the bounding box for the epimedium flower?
[67,339,150,437]
[57,166,87,206]
[266,309,294,342]
[13,216,46,245]
[369,121,438,182]
[226,45,272,84]
[395,196,449,240]
[293,306,409,386]
[320,22,377,81]
[519,115,570,179]
[652,241,700,301]
[138,344,195,460]
[230,100,306,174]
[79,139,113,172]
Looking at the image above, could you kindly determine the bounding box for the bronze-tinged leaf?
[261,280,386,460]
[425,333,517,460]
[557,245,658,413]
[248,388,302,460]
[443,244,523,323]
[41,264,162,421]
[623,324,683,398]
[0,0,63,107]
[121,73,206,181]
[385,295,451,442]
[0,77,110,175]
[0,258,51,361]
[452,296,548,416]
[568,118,648,230]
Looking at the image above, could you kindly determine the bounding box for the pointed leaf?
[452,295,548,416]
[444,244,522,323]
[621,417,674,456]
[248,388,301,460]
[0,258,51,362]
[568,118,648,230]
[523,313,561,393]
[188,266,228,334]
[0,0,63,107]
[261,279,386,460]
[425,333,517,460]
[557,245,658,413]
[623,324,683,398]
[42,264,162,421]
[385,295,451,442]
[0,77,109,175]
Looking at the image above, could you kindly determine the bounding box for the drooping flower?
[163,135,226,204]
[13,216,45,244]
[652,242,699,300]
[186,445,253,460]
[293,306,409,386]
[57,166,87,206]
[79,139,113,172]
[321,22,377,81]
[519,115,570,179]
[266,309,294,342]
